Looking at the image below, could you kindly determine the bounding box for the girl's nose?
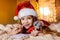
[24,19,28,23]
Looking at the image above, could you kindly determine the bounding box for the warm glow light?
[38,0,56,22]
[39,7,44,14]
[44,7,50,16]
[40,7,50,16]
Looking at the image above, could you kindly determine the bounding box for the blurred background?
[0,0,60,24]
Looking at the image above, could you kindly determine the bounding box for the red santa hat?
[14,1,37,20]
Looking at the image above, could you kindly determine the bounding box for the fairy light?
[38,0,57,22]
[40,7,50,16]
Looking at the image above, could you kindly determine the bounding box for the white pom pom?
[14,16,18,20]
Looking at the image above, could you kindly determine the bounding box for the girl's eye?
[27,17,31,19]
[21,18,24,20]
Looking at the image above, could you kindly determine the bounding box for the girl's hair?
[30,16,38,22]
[41,26,60,36]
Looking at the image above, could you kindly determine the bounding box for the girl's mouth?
[24,24,29,27]
[25,24,29,27]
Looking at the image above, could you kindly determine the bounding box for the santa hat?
[14,1,37,20]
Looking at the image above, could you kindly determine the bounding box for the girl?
[13,1,50,36]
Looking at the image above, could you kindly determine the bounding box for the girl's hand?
[31,30,39,36]
[8,24,23,35]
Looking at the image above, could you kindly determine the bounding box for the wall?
[56,0,60,23]
[0,0,17,24]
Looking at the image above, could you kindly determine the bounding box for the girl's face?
[20,15,33,29]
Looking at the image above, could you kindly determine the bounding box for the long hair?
[41,25,60,36]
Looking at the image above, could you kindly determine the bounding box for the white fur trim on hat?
[18,8,37,19]
[14,16,18,20]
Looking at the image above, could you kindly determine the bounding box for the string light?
[38,0,57,22]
